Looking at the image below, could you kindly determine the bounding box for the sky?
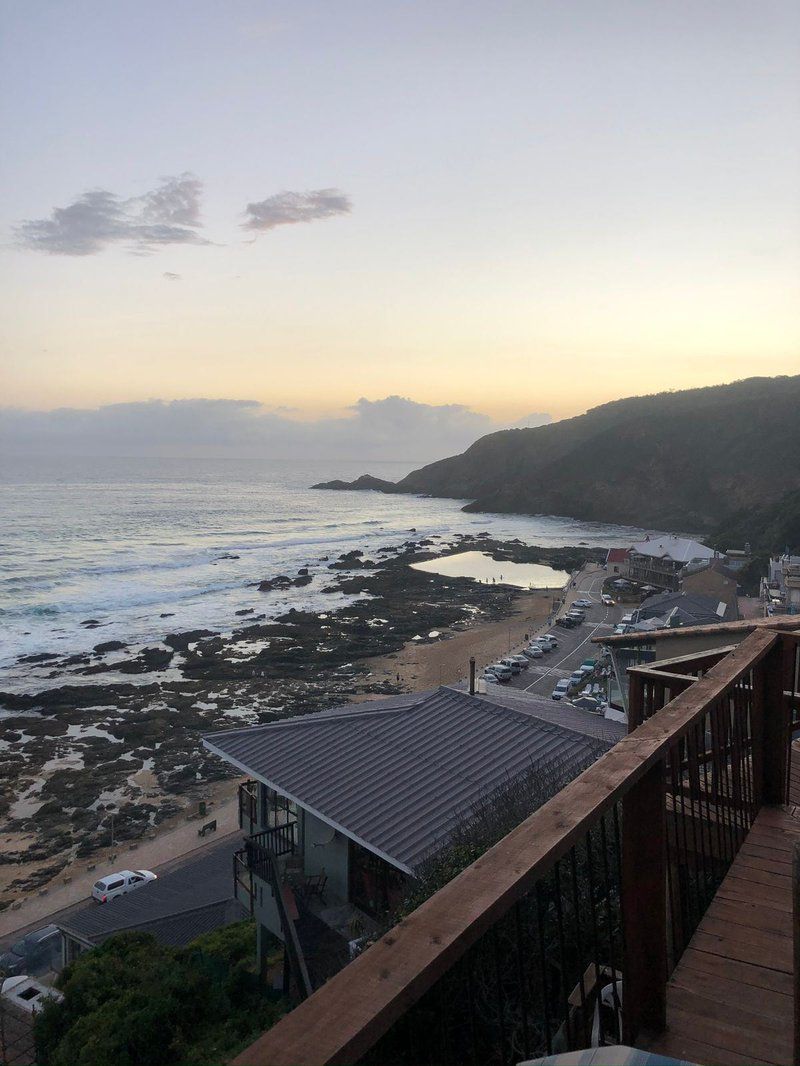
[1,1,799,454]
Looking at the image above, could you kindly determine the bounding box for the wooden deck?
[645,805,799,1066]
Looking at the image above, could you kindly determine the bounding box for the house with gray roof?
[202,686,617,987]
[632,590,737,629]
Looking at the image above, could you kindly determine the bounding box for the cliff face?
[316,376,800,545]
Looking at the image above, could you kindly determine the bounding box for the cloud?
[162,272,182,281]
[0,397,552,462]
[15,174,209,256]
[243,189,351,233]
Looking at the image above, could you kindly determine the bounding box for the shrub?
[35,921,285,1066]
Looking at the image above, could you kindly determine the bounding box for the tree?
[35,922,284,1066]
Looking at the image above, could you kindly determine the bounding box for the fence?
[232,627,795,1065]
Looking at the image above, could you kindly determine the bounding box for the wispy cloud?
[15,174,209,256]
[162,271,182,281]
[243,189,351,233]
[0,396,551,461]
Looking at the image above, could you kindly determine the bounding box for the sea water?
[0,455,652,687]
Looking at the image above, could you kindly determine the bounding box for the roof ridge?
[203,692,431,742]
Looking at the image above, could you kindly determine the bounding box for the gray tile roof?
[203,687,611,873]
[58,838,242,947]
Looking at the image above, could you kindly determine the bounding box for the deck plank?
[646,805,799,1066]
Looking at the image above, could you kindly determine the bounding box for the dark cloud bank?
[0,397,551,462]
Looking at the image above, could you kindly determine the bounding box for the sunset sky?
[2,0,799,430]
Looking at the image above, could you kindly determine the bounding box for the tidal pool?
[411,551,570,589]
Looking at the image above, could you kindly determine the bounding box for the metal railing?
[238,779,258,835]
[246,820,298,876]
[232,627,797,1066]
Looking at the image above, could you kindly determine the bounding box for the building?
[605,547,631,575]
[632,589,736,629]
[227,620,800,1066]
[680,557,740,618]
[57,839,245,968]
[723,544,752,573]
[626,534,718,591]
[203,686,621,992]
[764,553,800,615]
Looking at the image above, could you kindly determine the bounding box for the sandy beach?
[362,587,563,693]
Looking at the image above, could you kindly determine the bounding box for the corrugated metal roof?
[630,536,716,564]
[203,687,610,872]
[58,839,238,946]
[476,687,626,744]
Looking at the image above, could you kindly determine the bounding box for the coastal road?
[503,566,622,698]
[0,831,242,960]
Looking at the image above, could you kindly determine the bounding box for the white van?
[92,869,157,903]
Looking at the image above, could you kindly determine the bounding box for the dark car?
[0,925,61,977]
[556,616,577,629]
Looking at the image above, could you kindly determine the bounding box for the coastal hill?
[313,375,800,546]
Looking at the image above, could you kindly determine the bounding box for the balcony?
[228,623,800,1066]
[233,820,299,914]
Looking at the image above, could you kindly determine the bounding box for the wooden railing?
[232,628,797,1066]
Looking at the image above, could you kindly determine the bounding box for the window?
[260,785,297,828]
[107,879,124,890]
[348,840,407,918]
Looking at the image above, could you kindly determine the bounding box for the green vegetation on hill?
[318,376,800,550]
[34,922,284,1066]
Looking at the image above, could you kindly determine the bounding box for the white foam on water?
[1,455,657,693]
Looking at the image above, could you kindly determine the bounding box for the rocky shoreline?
[0,534,602,906]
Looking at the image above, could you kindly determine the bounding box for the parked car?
[579,659,597,675]
[570,695,604,714]
[568,670,585,688]
[573,598,594,608]
[482,669,500,684]
[527,640,548,654]
[556,617,577,628]
[524,645,543,659]
[92,869,157,904]
[498,657,522,675]
[510,654,530,670]
[0,925,61,978]
[566,614,584,625]
[487,663,513,682]
[540,634,559,649]
[551,679,570,701]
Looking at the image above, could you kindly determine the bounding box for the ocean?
[0,455,650,688]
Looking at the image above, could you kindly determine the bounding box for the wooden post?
[628,671,645,733]
[622,759,667,1042]
[762,637,790,805]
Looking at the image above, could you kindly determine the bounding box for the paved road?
[0,830,242,958]
[501,566,622,699]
